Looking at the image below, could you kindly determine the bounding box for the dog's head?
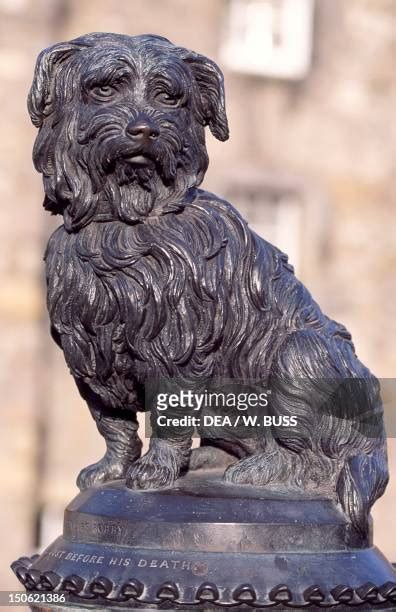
[28,33,229,230]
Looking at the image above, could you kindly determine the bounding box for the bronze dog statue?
[28,33,388,537]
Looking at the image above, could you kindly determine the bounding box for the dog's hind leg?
[75,381,142,490]
[223,330,388,536]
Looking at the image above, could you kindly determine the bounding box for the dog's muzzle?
[124,118,160,166]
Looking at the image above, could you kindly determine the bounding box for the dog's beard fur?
[39,106,208,231]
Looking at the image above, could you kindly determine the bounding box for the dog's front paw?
[126,444,180,490]
[77,455,128,490]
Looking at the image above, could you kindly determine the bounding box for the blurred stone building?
[0,0,395,593]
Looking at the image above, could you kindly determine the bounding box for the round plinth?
[12,469,396,609]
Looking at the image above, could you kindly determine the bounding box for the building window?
[221,0,315,80]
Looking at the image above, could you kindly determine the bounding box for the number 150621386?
[3,591,67,606]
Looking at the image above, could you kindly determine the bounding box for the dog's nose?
[126,121,159,141]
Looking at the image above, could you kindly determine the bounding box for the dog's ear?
[28,42,83,128]
[181,51,229,142]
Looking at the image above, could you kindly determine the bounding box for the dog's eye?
[154,91,181,107]
[90,85,118,100]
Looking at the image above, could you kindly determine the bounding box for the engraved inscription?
[64,516,123,539]
[46,550,105,565]
[44,549,208,575]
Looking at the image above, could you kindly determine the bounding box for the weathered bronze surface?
[12,33,396,609]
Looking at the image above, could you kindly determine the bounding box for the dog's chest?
[45,208,232,384]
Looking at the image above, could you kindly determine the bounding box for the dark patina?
[12,33,396,609]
